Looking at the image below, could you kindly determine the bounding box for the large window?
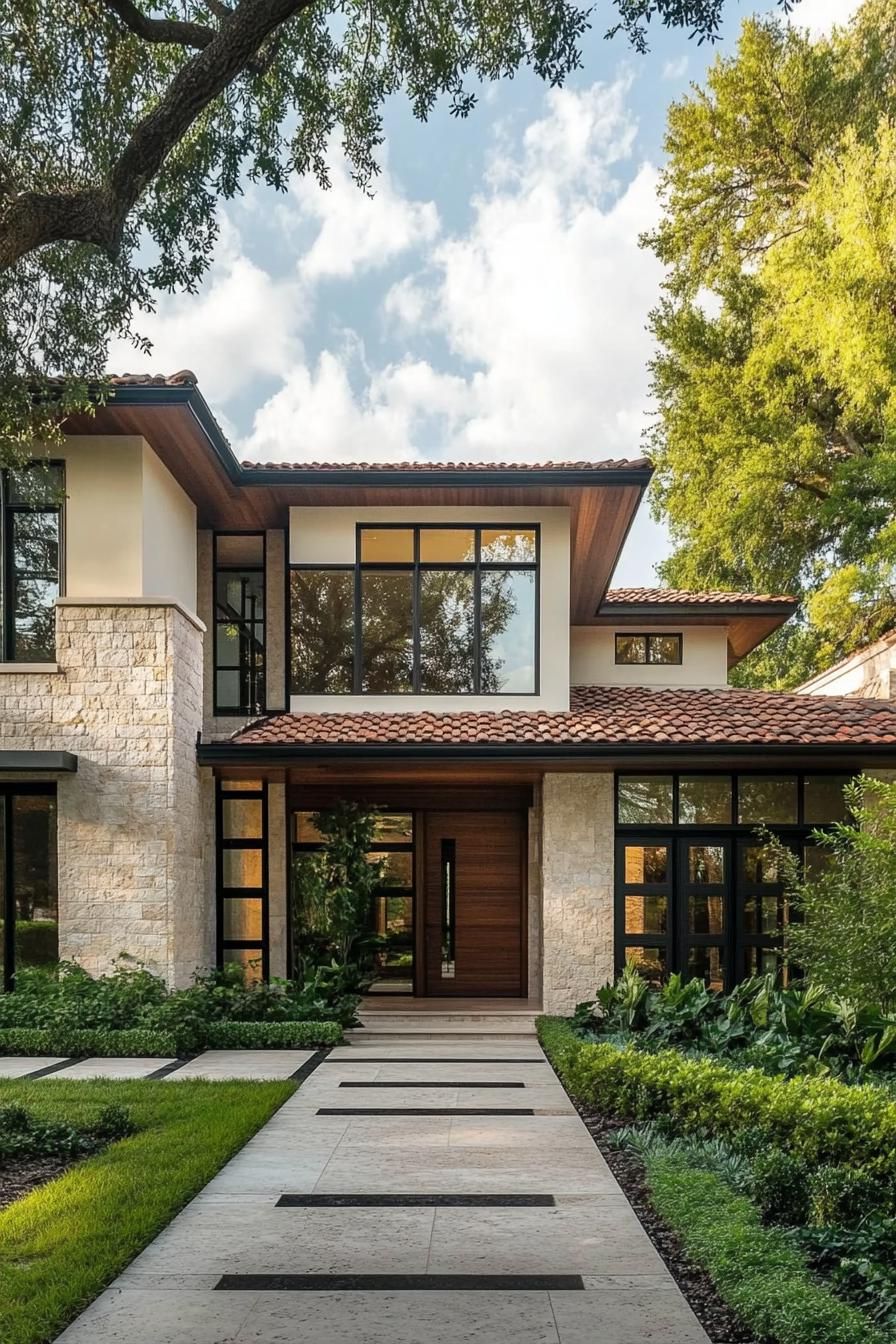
[615,772,851,990]
[1,786,58,991]
[214,533,265,715]
[290,524,538,695]
[1,463,63,662]
[217,778,267,982]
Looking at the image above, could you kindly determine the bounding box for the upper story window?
[1,463,63,663]
[214,533,265,715]
[290,524,539,695]
[615,633,682,666]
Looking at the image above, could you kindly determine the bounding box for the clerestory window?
[0,463,64,663]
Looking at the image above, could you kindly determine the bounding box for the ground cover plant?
[0,1077,294,1344]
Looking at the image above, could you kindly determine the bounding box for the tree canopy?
[2,0,793,460]
[643,0,896,687]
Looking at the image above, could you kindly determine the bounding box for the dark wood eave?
[592,600,800,667]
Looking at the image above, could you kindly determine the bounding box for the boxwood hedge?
[0,1020,341,1058]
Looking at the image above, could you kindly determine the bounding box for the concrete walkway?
[53,1036,710,1343]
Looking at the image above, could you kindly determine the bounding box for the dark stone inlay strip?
[322,1058,546,1064]
[276,1194,557,1207]
[144,1055,196,1080]
[215,1273,584,1292]
[291,1048,331,1083]
[316,1107,535,1116]
[20,1058,76,1080]
[338,1080,526,1089]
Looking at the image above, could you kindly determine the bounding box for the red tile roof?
[602,588,797,607]
[227,685,896,749]
[241,458,650,472]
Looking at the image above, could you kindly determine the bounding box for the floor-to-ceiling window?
[213,533,265,715]
[1,463,63,663]
[216,779,268,982]
[1,786,58,990]
[614,772,851,989]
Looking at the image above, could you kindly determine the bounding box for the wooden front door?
[423,811,525,996]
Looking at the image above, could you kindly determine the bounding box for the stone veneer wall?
[0,601,213,984]
[540,772,614,1013]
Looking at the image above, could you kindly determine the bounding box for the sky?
[108,0,857,587]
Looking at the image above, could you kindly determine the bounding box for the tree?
[3,0,793,463]
[642,1,896,687]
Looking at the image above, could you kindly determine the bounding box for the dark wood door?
[423,811,525,996]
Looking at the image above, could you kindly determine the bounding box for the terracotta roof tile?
[240,458,651,472]
[602,588,797,607]
[50,371,199,388]
[227,685,896,750]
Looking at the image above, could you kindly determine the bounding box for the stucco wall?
[797,638,896,700]
[0,601,214,984]
[570,625,729,688]
[541,772,614,1013]
[289,505,570,712]
[141,443,198,613]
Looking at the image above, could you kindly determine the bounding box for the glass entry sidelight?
[0,786,58,991]
[678,837,730,991]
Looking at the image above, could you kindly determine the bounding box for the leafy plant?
[751,1148,811,1227]
[0,1101,135,1166]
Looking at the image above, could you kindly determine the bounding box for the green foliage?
[808,1165,886,1231]
[752,1148,811,1227]
[645,1156,886,1344]
[0,1077,293,1344]
[797,1218,896,1334]
[642,0,896,685]
[0,1027,180,1057]
[0,1101,134,1165]
[203,1019,341,1048]
[763,778,896,1013]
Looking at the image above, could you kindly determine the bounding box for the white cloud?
[662,56,688,80]
[785,0,859,36]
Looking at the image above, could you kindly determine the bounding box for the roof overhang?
[0,750,78,773]
[593,600,799,666]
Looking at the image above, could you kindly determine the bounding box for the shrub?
[536,1018,896,1199]
[0,1101,136,1165]
[0,1027,180,1057]
[751,1148,811,1226]
[203,1020,342,1049]
[809,1165,885,1230]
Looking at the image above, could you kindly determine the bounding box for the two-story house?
[1,372,895,1012]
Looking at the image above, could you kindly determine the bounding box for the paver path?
[53,1036,710,1343]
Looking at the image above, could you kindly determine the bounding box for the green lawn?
[0,1077,295,1344]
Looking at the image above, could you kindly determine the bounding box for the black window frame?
[1,783,58,992]
[614,632,683,666]
[614,769,853,990]
[1,461,65,664]
[213,531,266,717]
[289,523,541,696]
[216,779,269,981]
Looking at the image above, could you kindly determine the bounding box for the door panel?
[424,811,524,995]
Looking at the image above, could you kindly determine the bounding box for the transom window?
[615,633,682,666]
[290,525,539,696]
[214,533,265,716]
[615,772,852,990]
[1,463,63,662]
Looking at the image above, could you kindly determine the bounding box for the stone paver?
[46,1057,177,1080]
[163,1051,314,1081]
[0,1056,68,1078]
[53,1035,710,1343]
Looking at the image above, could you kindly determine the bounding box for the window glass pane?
[419,529,475,564]
[738,776,798,824]
[223,898,263,941]
[744,945,788,983]
[360,529,414,563]
[221,779,263,792]
[648,634,681,664]
[216,570,263,613]
[623,844,668,884]
[223,946,263,984]
[624,945,666,984]
[742,844,782,885]
[615,635,646,665]
[688,894,725,934]
[215,670,241,709]
[803,775,850,824]
[368,851,413,887]
[479,569,536,693]
[624,895,667,934]
[361,572,414,692]
[617,776,673,824]
[222,848,263,888]
[371,813,413,845]
[688,944,724,990]
[216,534,263,567]
[804,844,832,878]
[678,776,732,825]
[7,463,64,506]
[372,895,414,980]
[10,511,59,661]
[12,794,57,975]
[222,798,263,840]
[294,812,324,845]
[419,570,475,692]
[216,623,241,665]
[480,529,537,564]
[290,569,354,694]
[742,895,790,934]
[687,844,725,884]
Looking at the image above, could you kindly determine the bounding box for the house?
[1,372,895,1012]
[796,630,896,701]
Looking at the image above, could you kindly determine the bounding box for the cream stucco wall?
[289,505,570,711]
[570,624,729,688]
[796,637,896,700]
[141,443,198,612]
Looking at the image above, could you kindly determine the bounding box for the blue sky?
[109,0,849,586]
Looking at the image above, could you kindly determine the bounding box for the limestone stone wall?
[541,772,614,1013]
[0,601,214,984]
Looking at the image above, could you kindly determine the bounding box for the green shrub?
[809,1165,885,1229]
[0,1101,135,1164]
[0,1027,180,1057]
[751,1148,811,1226]
[203,1020,342,1049]
[647,1155,885,1344]
[537,1018,896,1198]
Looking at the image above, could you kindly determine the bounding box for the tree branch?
[0,0,316,271]
[100,0,216,49]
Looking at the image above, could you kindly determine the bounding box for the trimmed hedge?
[203,1020,342,1049]
[0,1028,180,1058]
[536,1017,896,1192]
[646,1156,885,1344]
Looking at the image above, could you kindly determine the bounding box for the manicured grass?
[646,1156,885,1344]
[0,1077,295,1344]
